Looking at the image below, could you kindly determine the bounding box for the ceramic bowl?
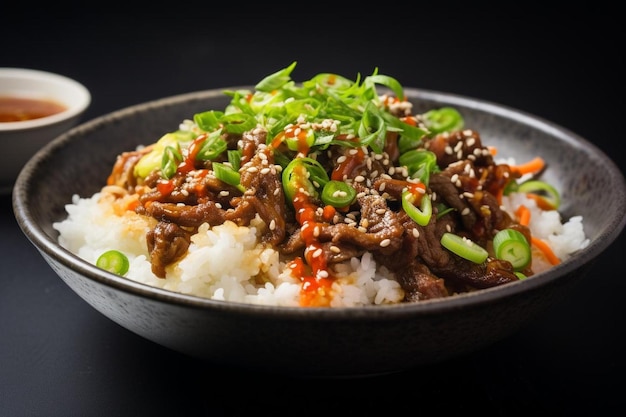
[0,68,91,193]
[12,87,626,377]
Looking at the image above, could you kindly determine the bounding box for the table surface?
[2,7,624,416]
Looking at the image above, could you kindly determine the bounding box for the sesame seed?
[260,167,270,174]
[330,245,341,253]
[219,191,230,197]
[312,248,322,258]
[412,228,420,238]
[461,208,470,215]
[380,238,391,247]
[269,219,276,230]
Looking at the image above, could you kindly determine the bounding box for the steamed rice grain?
[53,188,589,306]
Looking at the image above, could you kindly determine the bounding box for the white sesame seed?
[380,239,391,247]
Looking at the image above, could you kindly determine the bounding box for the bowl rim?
[12,86,626,319]
[0,67,91,131]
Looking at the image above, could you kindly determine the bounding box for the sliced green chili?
[96,250,130,276]
[422,107,464,134]
[401,189,432,226]
[282,157,329,202]
[321,180,357,208]
[440,233,489,264]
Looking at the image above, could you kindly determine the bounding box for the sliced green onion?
[255,61,297,92]
[493,229,532,270]
[194,110,224,132]
[227,149,242,171]
[399,149,438,185]
[96,250,130,276]
[366,73,405,101]
[517,180,560,209]
[422,107,464,134]
[161,145,182,179]
[212,162,245,192]
[196,130,227,161]
[220,113,257,134]
[440,233,489,264]
[514,272,527,280]
[401,189,432,226]
[321,180,356,208]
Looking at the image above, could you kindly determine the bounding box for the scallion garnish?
[493,229,532,270]
[96,250,130,276]
[517,180,560,210]
[440,233,489,264]
[161,145,182,179]
[212,162,244,193]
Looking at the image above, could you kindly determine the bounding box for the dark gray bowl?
[12,87,626,378]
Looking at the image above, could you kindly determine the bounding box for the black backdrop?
[2,5,624,416]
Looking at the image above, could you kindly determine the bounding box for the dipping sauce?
[0,96,67,122]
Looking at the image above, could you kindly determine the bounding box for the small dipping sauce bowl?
[0,68,91,193]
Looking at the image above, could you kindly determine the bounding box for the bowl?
[12,86,626,378]
[0,68,91,193]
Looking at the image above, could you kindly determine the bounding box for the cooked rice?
[52,188,588,306]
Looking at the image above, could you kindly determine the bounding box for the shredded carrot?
[487,145,498,156]
[531,236,561,265]
[511,156,546,176]
[515,204,531,226]
[525,193,556,211]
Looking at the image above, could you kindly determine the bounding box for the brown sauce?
[0,96,67,122]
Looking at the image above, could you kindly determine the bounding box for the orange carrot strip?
[525,193,557,211]
[531,236,561,265]
[515,204,531,226]
[511,156,546,176]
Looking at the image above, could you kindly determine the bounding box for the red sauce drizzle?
[290,189,335,307]
[177,134,206,174]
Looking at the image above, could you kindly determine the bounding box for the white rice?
[53,188,589,306]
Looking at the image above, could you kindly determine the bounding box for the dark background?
[2,5,624,416]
